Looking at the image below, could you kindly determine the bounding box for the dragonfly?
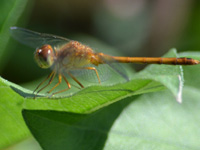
[10,26,200,96]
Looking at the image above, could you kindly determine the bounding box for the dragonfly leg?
[50,75,71,96]
[67,72,84,88]
[33,71,55,94]
[35,71,56,95]
[47,74,62,93]
[83,67,101,84]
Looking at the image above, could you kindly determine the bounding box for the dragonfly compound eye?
[34,44,54,68]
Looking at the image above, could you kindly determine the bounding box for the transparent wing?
[107,63,129,81]
[10,26,70,48]
[69,64,112,83]
[69,63,129,84]
[68,51,129,83]
[100,54,129,81]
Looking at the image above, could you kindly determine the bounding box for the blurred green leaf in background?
[1,0,200,150]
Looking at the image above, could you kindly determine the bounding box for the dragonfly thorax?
[34,44,55,69]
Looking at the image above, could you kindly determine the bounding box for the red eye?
[34,44,55,68]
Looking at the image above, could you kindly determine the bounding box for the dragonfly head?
[34,44,54,68]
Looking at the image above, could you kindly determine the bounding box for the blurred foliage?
[2,0,200,84]
[1,0,200,149]
[0,0,30,71]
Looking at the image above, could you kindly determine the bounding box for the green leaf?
[0,0,31,149]
[0,77,30,149]
[132,48,184,103]
[1,49,199,149]
[22,88,200,150]
[179,52,200,89]
[0,49,182,115]
[21,51,200,149]
[10,49,181,113]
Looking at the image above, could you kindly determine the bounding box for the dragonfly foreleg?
[35,71,56,95]
[50,75,71,96]
[47,74,62,94]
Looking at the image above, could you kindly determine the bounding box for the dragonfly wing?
[99,54,129,81]
[68,63,129,84]
[107,63,129,81]
[68,64,112,83]
[10,26,70,48]
[68,53,129,83]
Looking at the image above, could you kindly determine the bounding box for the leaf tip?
[176,75,184,103]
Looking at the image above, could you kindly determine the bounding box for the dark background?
[2,0,200,85]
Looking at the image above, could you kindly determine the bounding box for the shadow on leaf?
[22,95,138,150]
